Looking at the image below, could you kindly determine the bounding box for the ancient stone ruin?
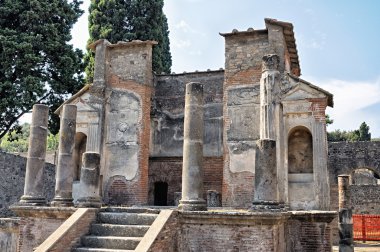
[5,18,345,252]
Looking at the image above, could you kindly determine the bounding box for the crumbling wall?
[148,157,223,206]
[222,30,270,208]
[0,151,55,217]
[152,70,224,157]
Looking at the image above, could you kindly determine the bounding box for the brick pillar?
[338,174,353,252]
[179,82,207,211]
[51,104,77,206]
[19,104,49,205]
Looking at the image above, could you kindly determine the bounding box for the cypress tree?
[85,0,172,83]
[0,0,85,139]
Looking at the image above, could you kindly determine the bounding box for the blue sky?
[70,0,380,137]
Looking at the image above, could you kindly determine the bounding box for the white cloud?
[308,77,380,136]
[172,38,192,49]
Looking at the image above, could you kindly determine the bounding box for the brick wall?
[0,151,55,217]
[148,157,223,206]
[18,217,64,252]
[222,31,270,208]
[146,211,179,252]
[286,219,332,252]
[104,74,153,206]
[152,70,224,157]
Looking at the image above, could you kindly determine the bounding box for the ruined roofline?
[219,28,268,37]
[287,73,334,107]
[220,18,301,77]
[156,68,224,77]
[54,84,91,115]
[264,18,300,77]
[88,39,158,51]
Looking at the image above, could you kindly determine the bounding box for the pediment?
[282,83,326,101]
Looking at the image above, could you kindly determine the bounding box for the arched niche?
[73,132,87,181]
[287,126,316,210]
[351,168,380,185]
[288,126,313,174]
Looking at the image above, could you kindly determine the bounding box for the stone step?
[81,236,142,250]
[103,207,160,214]
[98,212,158,225]
[73,248,134,252]
[90,223,150,237]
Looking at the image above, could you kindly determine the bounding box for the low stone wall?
[350,185,380,214]
[146,210,335,252]
[0,218,19,252]
[0,151,56,217]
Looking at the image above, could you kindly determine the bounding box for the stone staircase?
[73,208,160,252]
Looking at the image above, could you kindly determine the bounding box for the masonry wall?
[152,70,224,157]
[328,141,380,211]
[222,31,270,208]
[148,157,223,206]
[0,151,55,217]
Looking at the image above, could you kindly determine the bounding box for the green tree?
[0,123,59,152]
[327,122,372,142]
[85,0,172,83]
[0,0,85,140]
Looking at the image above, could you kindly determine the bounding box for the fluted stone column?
[19,104,49,205]
[178,82,206,211]
[260,54,280,140]
[76,152,102,208]
[251,54,282,211]
[338,175,353,252]
[51,105,77,206]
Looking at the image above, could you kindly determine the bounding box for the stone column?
[251,139,281,210]
[76,152,102,207]
[51,105,77,206]
[178,82,207,211]
[19,104,49,205]
[338,175,354,252]
[260,54,280,140]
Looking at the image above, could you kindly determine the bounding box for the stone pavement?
[333,241,380,251]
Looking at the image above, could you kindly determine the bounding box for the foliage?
[325,114,333,126]
[0,123,59,152]
[359,121,371,141]
[85,0,172,82]
[0,0,85,139]
[327,122,371,142]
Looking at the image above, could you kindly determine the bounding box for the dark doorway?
[154,182,168,206]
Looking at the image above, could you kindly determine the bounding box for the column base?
[50,196,74,207]
[19,195,47,206]
[178,199,207,211]
[250,201,287,212]
[76,197,102,208]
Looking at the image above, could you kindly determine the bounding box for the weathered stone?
[179,82,207,211]
[76,152,102,208]
[19,104,49,205]
[260,54,280,140]
[207,190,221,207]
[338,175,353,252]
[51,105,77,207]
[251,139,281,210]
[174,192,182,207]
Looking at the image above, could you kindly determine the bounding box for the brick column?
[51,105,77,206]
[19,104,49,205]
[179,82,207,211]
[338,174,353,252]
